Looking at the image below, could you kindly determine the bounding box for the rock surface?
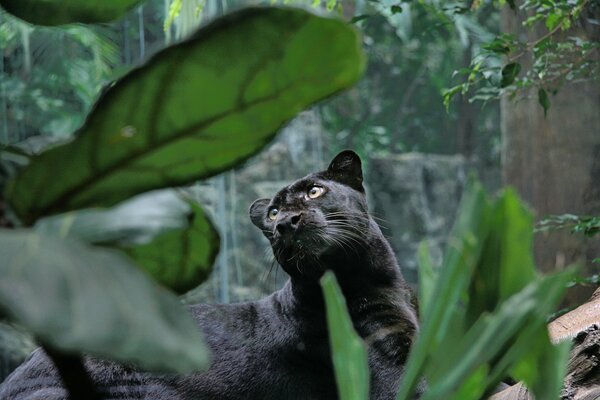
[367,152,468,284]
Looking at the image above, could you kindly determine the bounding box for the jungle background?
[0,0,598,393]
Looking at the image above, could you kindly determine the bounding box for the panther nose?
[276,212,302,234]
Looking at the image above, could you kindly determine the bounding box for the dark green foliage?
[500,62,521,87]
[0,0,144,25]
[443,0,599,111]
[0,229,209,372]
[0,15,119,142]
[321,182,573,400]
[536,214,600,238]
[538,88,550,116]
[322,1,500,158]
[0,3,365,380]
[123,201,219,293]
[6,7,365,225]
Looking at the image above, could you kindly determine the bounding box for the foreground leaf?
[321,271,369,400]
[423,271,573,400]
[397,181,492,399]
[7,7,365,225]
[465,188,537,325]
[123,201,218,293]
[0,229,209,372]
[35,190,219,293]
[398,183,571,400]
[0,0,143,25]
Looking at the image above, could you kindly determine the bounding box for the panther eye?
[268,208,279,221]
[307,186,324,199]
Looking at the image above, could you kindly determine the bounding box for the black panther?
[0,150,421,399]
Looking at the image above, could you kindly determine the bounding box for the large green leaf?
[0,229,209,372]
[465,188,537,326]
[396,181,493,400]
[34,190,219,293]
[397,184,571,400]
[321,271,369,400]
[123,201,218,293]
[422,271,572,400]
[7,7,365,225]
[0,0,143,26]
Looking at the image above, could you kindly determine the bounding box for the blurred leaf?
[390,5,403,14]
[321,271,369,400]
[443,84,465,111]
[509,330,571,400]
[123,201,218,293]
[465,189,537,325]
[34,190,219,293]
[451,365,488,400]
[536,214,600,237]
[422,271,572,400]
[0,229,209,372]
[500,62,521,87]
[350,14,371,23]
[483,38,511,54]
[0,147,30,185]
[164,0,183,31]
[545,13,562,31]
[538,88,550,117]
[396,181,493,399]
[7,7,365,225]
[0,0,143,25]
[398,183,571,400]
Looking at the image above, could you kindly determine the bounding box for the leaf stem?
[43,346,101,400]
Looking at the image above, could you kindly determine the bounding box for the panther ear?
[249,198,271,230]
[326,150,364,192]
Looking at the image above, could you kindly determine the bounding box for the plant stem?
[43,346,101,400]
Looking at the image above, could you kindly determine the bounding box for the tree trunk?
[500,4,600,307]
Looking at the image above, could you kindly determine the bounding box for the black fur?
[0,150,422,399]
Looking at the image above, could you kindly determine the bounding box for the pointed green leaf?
[0,229,209,372]
[0,0,143,26]
[400,182,572,400]
[397,181,493,399]
[465,188,537,325]
[500,62,521,88]
[422,271,572,400]
[321,271,369,400]
[538,88,550,117]
[7,7,365,225]
[483,38,511,55]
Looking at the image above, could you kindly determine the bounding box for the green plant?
[443,0,599,114]
[321,181,574,400]
[0,1,364,397]
[536,214,600,238]
[320,0,501,161]
[0,11,120,142]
